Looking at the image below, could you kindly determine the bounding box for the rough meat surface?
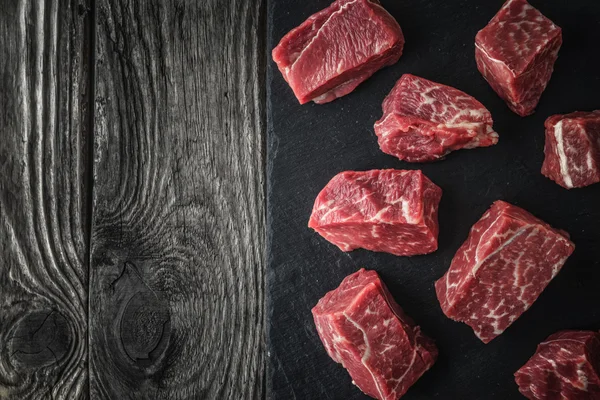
[435,201,574,343]
[374,74,499,163]
[308,170,442,256]
[475,0,562,116]
[272,0,404,104]
[515,330,600,400]
[542,111,600,189]
[312,269,438,400]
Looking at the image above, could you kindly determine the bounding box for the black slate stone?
[267,0,600,398]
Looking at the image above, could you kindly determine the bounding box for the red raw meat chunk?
[475,0,562,116]
[542,111,600,189]
[308,169,442,256]
[515,330,600,400]
[272,0,404,104]
[374,74,499,163]
[312,268,438,400]
[435,201,574,343]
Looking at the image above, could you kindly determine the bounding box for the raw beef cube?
[312,268,438,400]
[374,74,499,162]
[272,0,404,105]
[435,201,574,343]
[515,330,600,400]
[475,0,562,116]
[542,111,600,189]
[308,169,442,256]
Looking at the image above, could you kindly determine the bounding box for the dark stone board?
[266,0,600,399]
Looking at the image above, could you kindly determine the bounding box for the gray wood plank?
[0,0,93,398]
[89,0,266,398]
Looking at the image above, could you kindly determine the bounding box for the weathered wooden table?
[0,1,265,398]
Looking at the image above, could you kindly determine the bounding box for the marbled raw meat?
[542,111,600,189]
[475,0,562,116]
[374,74,499,163]
[272,0,404,104]
[435,201,574,343]
[308,169,442,256]
[312,268,437,400]
[515,330,600,400]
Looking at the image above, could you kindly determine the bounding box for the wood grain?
[0,0,92,398]
[89,0,266,398]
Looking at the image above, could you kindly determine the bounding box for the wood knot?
[113,262,171,365]
[120,291,170,362]
[8,310,70,368]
